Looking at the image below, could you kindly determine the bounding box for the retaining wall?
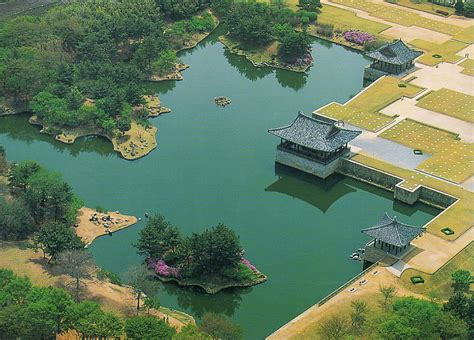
[275,149,342,179]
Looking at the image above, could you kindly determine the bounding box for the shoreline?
[75,207,138,246]
[218,35,313,73]
[154,270,268,294]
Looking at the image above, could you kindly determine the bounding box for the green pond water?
[0,32,439,339]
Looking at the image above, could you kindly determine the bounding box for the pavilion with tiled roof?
[366,39,422,76]
[269,112,360,163]
[362,213,425,255]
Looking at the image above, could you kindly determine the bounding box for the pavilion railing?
[277,143,348,165]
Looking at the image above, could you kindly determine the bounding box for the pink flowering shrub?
[343,30,375,45]
[241,258,257,273]
[147,258,180,278]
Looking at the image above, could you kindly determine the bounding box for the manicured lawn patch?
[459,58,474,77]
[317,4,391,36]
[389,0,454,16]
[411,39,467,66]
[380,119,474,183]
[416,88,474,123]
[351,153,474,238]
[454,25,474,44]
[319,77,423,131]
[410,276,425,284]
[400,243,474,299]
[441,227,455,235]
[218,35,278,65]
[329,0,464,36]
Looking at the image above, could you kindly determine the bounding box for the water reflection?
[275,68,308,91]
[0,114,115,158]
[223,48,273,82]
[265,164,356,212]
[161,282,250,318]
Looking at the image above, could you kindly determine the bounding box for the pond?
[0,32,439,339]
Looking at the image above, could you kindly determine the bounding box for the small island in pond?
[135,215,267,294]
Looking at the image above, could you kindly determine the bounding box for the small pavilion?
[364,39,422,81]
[361,213,425,264]
[268,112,360,166]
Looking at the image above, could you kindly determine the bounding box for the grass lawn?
[411,39,467,66]
[400,242,474,300]
[390,0,455,16]
[317,4,391,36]
[454,25,474,44]
[330,0,464,36]
[351,153,474,239]
[218,35,278,64]
[380,118,474,183]
[416,88,474,123]
[319,77,423,131]
[459,58,474,77]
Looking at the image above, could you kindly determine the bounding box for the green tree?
[144,295,161,314]
[278,31,311,63]
[189,223,243,274]
[452,269,472,292]
[57,249,94,302]
[436,312,469,340]
[298,0,322,11]
[125,315,176,339]
[65,86,84,110]
[153,50,178,76]
[226,2,274,45]
[198,313,242,340]
[350,299,368,335]
[65,301,123,338]
[173,324,212,339]
[455,0,464,14]
[0,197,35,240]
[379,284,397,309]
[125,265,160,315]
[464,1,474,18]
[30,222,84,262]
[317,314,349,340]
[135,214,182,259]
[8,160,41,193]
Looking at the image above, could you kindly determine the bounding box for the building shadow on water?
[0,114,115,158]
[265,163,356,213]
[160,282,252,318]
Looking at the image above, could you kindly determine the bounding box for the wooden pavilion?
[361,213,425,265]
[268,112,361,178]
[364,39,422,82]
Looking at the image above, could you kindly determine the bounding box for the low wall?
[338,158,457,208]
[275,149,341,179]
[338,158,401,190]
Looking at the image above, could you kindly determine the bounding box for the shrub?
[301,16,310,25]
[343,30,375,45]
[97,268,122,285]
[363,39,386,51]
[316,24,334,37]
[222,263,256,282]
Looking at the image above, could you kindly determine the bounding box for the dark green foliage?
[221,263,256,282]
[451,269,472,292]
[464,1,474,18]
[0,197,35,240]
[30,222,84,262]
[97,268,122,285]
[187,223,243,275]
[278,31,311,63]
[444,292,474,332]
[455,0,464,14]
[198,313,243,340]
[298,0,322,11]
[125,315,176,339]
[157,0,211,19]
[225,2,274,45]
[135,214,182,259]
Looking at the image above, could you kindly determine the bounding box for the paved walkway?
[380,96,474,143]
[406,227,474,274]
[408,62,474,95]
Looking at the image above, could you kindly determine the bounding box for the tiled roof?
[361,213,425,247]
[268,112,361,152]
[366,39,422,65]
